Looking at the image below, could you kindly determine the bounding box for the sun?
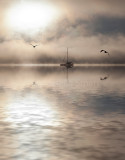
[7,2,60,32]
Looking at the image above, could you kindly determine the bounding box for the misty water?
[0,66,125,160]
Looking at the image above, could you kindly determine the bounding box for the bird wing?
[100,50,104,52]
[100,77,104,80]
[105,51,110,55]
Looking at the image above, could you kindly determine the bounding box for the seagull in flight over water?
[100,50,110,56]
[30,44,39,48]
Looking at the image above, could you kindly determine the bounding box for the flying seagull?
[100,50,110,56]
[30,44,39,48]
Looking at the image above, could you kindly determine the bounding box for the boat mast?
[67,48,68,63]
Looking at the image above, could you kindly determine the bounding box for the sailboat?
[60,48,74,68]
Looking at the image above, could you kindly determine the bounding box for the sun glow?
[7,2,60,32]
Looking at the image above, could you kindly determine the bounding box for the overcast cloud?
[0,0,125,63]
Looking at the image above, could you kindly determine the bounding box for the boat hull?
[60,62,74,68]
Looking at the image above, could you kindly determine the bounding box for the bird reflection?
[100,75,109,81]
[33,81,36,85]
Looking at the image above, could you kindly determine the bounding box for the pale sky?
[0,0,125,64]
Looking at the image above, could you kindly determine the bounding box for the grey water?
[0,66,125,160]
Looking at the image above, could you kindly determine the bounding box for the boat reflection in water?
[60,48,74,68]
[0,66,125,160]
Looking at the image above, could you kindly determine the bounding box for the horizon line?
[0,63,125,67]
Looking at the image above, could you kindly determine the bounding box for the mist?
[0,0,125,64]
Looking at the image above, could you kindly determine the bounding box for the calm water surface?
[0,66,125,160]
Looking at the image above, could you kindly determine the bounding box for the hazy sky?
[0,0,125,63]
